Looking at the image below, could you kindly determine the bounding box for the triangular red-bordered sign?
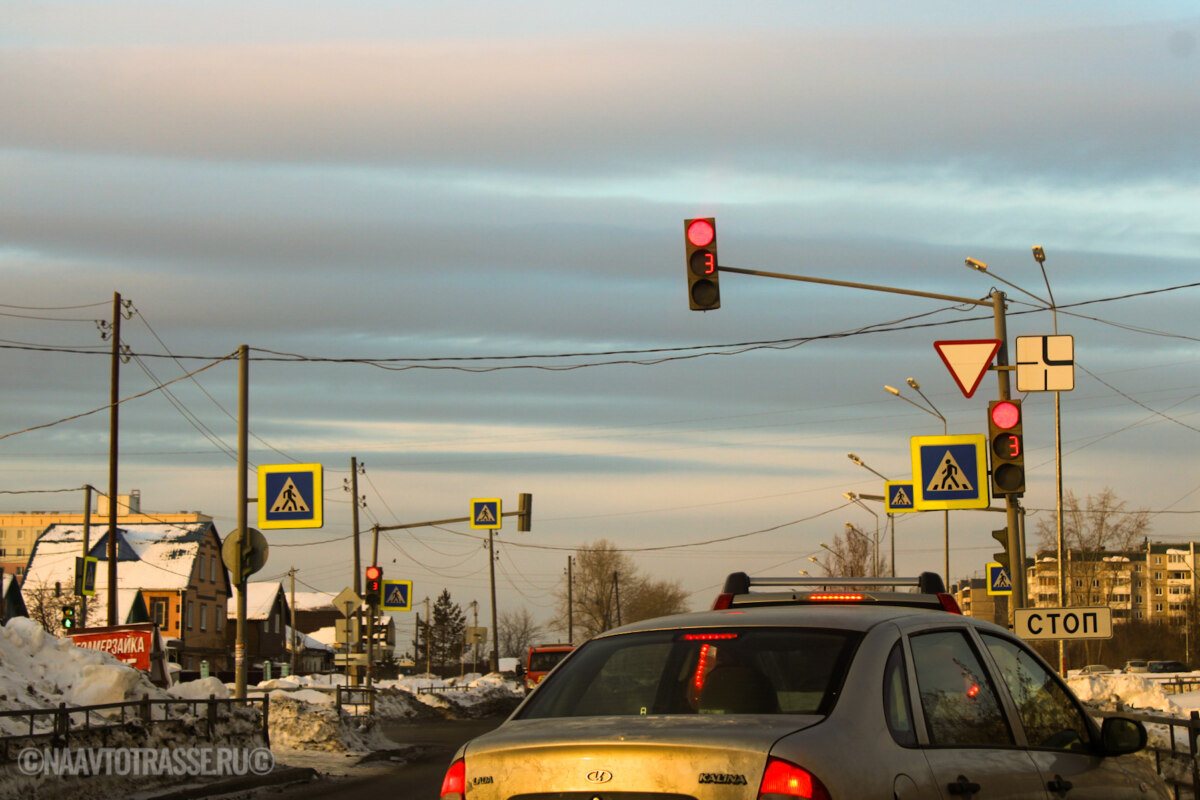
[933,339,1001,398]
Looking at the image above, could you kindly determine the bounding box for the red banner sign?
[69,626,154,672]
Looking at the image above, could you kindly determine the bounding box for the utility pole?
[613,571,622,627]
[470,600,479,673]
[566,556,574,643]
[289,567,297,677]
[234,344,249,700]
[425,596,433,676]
[106,291,122,626]
[349,458,363,685]
[489,530,499,670]
[80,485,92,628]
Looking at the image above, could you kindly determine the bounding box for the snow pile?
[0,618,168,733]
[1067,673,1185,714]
[379,672,523,717]
[268,694,392,752]
[167,676,229,701]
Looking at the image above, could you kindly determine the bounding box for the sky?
[2,2,1199,651]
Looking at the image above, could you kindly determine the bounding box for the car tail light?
[936,593,963,614]
[758,757,831,800]
[441,758,466,799]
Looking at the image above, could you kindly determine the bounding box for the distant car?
[443,579,1168,799]
[1148,660,1189,673]
[1124,659,1150,673]
[1079,664,1114,675]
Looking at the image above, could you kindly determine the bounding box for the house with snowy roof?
[227,581,290,666]
[23,522,232,671]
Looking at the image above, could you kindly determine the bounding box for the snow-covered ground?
[0,618,524,797]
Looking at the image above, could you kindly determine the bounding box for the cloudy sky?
[2,2,1199,646]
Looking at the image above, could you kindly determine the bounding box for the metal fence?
[335,685,375,719]
[0,695,270,760]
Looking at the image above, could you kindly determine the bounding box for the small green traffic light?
[62,604,77,630]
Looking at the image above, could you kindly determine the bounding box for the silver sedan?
[443,603,1168,799]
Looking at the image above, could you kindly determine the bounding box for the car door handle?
[1047,774,1074,794]
[948,775,982,796]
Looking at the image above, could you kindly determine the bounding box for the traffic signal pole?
[707,262,1026,608]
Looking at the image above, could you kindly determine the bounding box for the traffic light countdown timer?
[987,399,1026,496]
[685,218,720,310]
[365,565,383,605]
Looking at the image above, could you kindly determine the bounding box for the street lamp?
[845,453,896,576]
[885,380,951,587]
[967,250,1068,671]
[844,495,880,577]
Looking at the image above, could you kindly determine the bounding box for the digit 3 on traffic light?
[62,604,76,630]
[685,218,720,311]
[988,399,1025,496]
[365,565,383,605]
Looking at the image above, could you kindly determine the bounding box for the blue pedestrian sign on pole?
[258,464,324,529]
[987,562,1013,596]
[471,498,502,530]
[910,434,988,510]
[885,481,917,514]
[382,580,413,611]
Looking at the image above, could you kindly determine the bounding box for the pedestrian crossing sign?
[885,481,917,514]
[987,562,1013,596]
[910,434,988,510]
[471,498,502,529]
[382,580,413,611]
[258,464,323,529]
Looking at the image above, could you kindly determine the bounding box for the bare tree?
[22,577,96,636]
[553,540,689,639]
[810,528,886,578]
[498,607,542,658]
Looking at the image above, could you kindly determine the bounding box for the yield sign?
[933,339,1001,398]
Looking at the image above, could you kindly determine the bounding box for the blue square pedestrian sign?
[471,498,502,529]
[910,435,988,510]
[885,481,917,514]
[258,464,323,529]
[987,562,1013,596]
[382,580,413,611]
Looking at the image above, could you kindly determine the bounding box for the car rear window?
[528,650,571,672]
[514,628,860,719]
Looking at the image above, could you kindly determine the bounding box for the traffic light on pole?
[62,604,76,631]
[685,217,720,310]
[988,399,1025,496]
[517,492,533,533]
[991,528,1011,572]
[365,565,383,605]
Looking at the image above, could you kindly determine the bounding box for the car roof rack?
[713,571,960,613]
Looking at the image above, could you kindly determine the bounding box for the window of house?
[200,603,207,632]
[209,555,216,582]
[152,599,167,628]
[1155,556,1163,564]
[216,611,223,633]
[186,600,194,630]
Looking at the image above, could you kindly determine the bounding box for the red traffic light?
[365,565,381,581]
[990,400,1020,430]
[686,218,715,248]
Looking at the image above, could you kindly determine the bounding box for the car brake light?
[682,632,740,641]
[441,758,466,799]
[807,593,864,602]
[758,757,831,800]
[937,593,963,614]
[713,593,734,610]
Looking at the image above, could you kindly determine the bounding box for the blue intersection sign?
[987,562,1013,596]
[258,463,323,529]
[910,435,988,510]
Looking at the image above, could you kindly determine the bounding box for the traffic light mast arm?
[716,266,993,308]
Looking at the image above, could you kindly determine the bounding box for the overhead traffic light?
[365,565,383,605]
[62,604,76,631]
[988,399,1025,496]
[685,217,720,310]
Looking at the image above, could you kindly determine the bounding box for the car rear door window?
[910,630,1014,747]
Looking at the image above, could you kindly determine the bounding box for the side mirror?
[1100,716,1148,756]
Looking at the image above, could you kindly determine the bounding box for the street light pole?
[885,380,950,587]
[846,454,895,576]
